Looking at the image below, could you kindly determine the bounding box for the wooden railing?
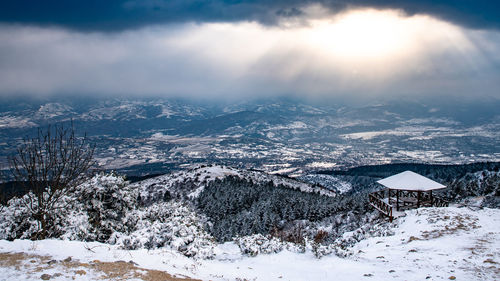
[419,192,449,207]
[369,192,393,222]
[369,189,449,222]
[371,189,386,199]
[432,196,449,207]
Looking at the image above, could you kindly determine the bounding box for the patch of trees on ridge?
[196,176,370,242]
[321,162,500,181]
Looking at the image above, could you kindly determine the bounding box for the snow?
[1,206,498,280]
[349,207,500,280]
[299,174,352,194]
[269,167,298,175]
[135,165,337,200]
[269,121,308,130]
[377,171,446,191]
[0,115,37,128]
[307,161,337,169]
[340,125,500,141]
[35,103,74,119]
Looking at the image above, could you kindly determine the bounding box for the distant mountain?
[1,96,499,176]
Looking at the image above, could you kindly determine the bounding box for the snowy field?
[0,206,498,281]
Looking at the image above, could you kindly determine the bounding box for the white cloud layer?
[0,9,499,100]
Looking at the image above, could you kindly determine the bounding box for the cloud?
[0,1,499,31]
[0,9,499,100]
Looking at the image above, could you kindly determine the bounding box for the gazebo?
[369,171,448,221]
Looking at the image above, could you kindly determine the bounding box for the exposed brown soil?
[420,212,480,240]
[0,252,201,281]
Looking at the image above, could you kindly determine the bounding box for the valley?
[1,97,499,178]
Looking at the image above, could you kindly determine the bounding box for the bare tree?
[9,123,95,239]
[0,171,5,211]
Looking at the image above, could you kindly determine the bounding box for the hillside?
[0,206,498,280]
[132,164,337,204]
[1,163,499,280]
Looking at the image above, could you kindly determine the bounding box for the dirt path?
[0,252,201,281]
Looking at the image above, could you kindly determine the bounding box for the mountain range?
[1,96,499,177]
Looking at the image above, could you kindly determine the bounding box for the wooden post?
[417,191,421,208]
[430,190,433,206]
[396,189,399,211]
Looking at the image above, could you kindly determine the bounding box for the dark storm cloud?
[0,0,499,31]
[0,22,499,99]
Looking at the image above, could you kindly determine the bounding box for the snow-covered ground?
[1,206,498,280]
[134,165,337,201]
[299,174,353,193]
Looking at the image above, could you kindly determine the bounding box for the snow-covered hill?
[1,164,499,280]
[134,165,337,204]
[299,174,353,193]
[0,206,498,280]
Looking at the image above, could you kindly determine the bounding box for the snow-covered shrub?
[115,201,216,259]
[234,234,285,256]
[311,242,334,258]
[0,191,81,240]
[0,173,135,242]
[443,170,500,203]
[0,194,39,240]
[270,222,307,246]
[313,230,329,244]
[73,173,137,242]
[304,211,397,258]
[234,233,312,257]
[1,172,219,259]
[482,195,500,208]
[317,217,396,258]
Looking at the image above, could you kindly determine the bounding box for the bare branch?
[8,123,95,239]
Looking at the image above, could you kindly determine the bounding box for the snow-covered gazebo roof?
[376,170,446,191]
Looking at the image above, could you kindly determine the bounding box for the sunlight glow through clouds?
[299,9,474,69]
[166,9,475,79]
[305,9,411,60]
[0,8,498,98]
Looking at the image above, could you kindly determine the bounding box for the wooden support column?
[430,190,433,207]
[396,189,400,211]
[417,191,421,208]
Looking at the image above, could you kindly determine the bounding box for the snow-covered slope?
[1,206,498,280]
[134,165,336,204]
[299,174,353,193]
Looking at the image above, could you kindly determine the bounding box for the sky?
[0,0,499,100]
